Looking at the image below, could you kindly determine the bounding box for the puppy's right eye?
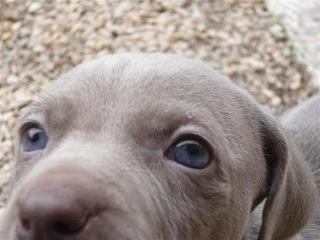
[165,136,211,169]
[21,126,48,152]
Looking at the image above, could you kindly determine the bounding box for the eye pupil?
[29,132,39,142]
[186,144,199,155]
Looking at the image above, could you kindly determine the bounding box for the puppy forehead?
[53,53,223,97]
[30,54,233,134]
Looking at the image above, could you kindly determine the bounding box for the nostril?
[20,217,31,231]
[51,214,89,235]
[53,221,77,235]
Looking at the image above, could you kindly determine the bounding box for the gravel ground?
[0,0,318,207]
[267,0,320,90]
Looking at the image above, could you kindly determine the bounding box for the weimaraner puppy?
[0,53,318,240]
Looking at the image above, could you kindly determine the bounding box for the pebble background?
[0,0,318,207]
[267,0,320,90]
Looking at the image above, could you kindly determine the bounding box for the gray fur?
[282,96,320,239]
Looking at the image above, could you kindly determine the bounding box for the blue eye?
[166,137,211,169]
[22,127,48,152]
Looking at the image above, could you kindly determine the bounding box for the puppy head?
[1,54,316,240]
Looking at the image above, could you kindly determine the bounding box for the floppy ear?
[257,114,317,240]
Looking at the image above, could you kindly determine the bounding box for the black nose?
[17,188,89,239]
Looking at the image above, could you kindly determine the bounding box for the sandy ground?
[0,0,318,207]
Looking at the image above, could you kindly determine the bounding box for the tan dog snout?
[16,167,106,240]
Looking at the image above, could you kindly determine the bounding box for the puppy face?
[0,54,316,240]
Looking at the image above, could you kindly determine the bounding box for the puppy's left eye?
[22,126,48,152]
[165,137,211,169]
